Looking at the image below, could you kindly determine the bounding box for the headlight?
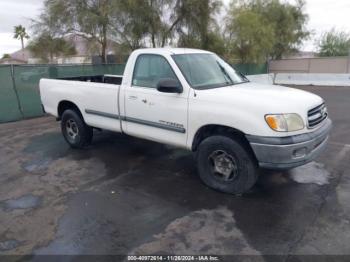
[265,114,304,132]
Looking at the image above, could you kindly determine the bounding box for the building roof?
[10,49,31,62]
[0,57,27,64]
[64,34,117,56]
[7,34,118,63]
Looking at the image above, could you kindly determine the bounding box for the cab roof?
[132,48,213,56]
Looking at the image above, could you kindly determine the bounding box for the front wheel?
[61,109,93,149]
[196,135,258,194]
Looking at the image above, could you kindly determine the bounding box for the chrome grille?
[308,103,328,128]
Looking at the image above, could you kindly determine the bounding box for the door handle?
[128,95,137,100]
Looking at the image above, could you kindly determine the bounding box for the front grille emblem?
[308,103,327,128]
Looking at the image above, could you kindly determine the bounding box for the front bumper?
[246,119,332,170]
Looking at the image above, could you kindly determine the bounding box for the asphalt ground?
[0,85,350,261]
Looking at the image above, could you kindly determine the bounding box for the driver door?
[124,54,189,147]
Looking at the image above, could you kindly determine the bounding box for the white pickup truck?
[40,48,332,194]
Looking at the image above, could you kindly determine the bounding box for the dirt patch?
[131,206,262,256]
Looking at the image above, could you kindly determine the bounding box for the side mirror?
[156,78,183,94]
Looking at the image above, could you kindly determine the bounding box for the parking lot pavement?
[0,86,350,260]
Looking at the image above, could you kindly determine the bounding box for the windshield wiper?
[237,71,249,82]
[216,61,233,85]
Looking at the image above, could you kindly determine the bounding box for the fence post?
[10,64,24,118]
[348,48,350,73]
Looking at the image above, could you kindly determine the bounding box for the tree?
[114,0,183,49]
[176,0,224,52]
[261,0,309,59]
[14,25,30,51]
[1,54,11,59]
[114,0,224,51]
[33,0,121,63]
[14,25,30,61]
[33,0,227,58]
[225,0,309,62]
[143,0,182,48]
[34,0,180,60]
[111,0,148,50]
[225,7,275,63]
[317,29,350,57]
[28,33,76,63]
[34,0,226,56]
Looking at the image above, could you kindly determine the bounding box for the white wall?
[274,73,350,86]
[247,73,350,87]
[57,56,92,64]
[246,74,274,85]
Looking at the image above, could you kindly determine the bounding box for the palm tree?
[14,25,30,51]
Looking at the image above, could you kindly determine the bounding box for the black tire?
[61,109,93,149]
[196,135,258,194]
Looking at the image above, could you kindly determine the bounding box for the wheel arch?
[191,124,252,153]
[57,100,83,120]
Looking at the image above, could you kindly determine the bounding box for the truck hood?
[196,82,323,116]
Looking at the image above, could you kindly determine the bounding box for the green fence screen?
[0,64,125,123]
[0,66,22,122]
[0,62,264,123]
[233,63,268,75]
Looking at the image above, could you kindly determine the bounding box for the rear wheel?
[61,109,93,149]
[196,135,258,194]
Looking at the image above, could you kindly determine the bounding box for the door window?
[132,54,178,88]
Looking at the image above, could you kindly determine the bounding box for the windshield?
[172,53,248,90]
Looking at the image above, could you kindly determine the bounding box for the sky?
[0,0,349,57]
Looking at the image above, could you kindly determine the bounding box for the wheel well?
[57,101,82,120]
[192,125,251,152]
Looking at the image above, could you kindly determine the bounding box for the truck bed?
[59,74,123,85]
